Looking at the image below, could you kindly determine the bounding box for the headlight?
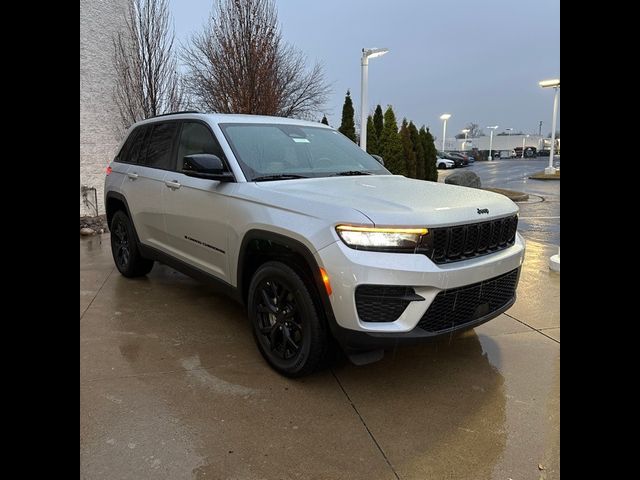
[335,225,428,252]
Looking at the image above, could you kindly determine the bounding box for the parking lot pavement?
[439,159,560,247]
[81,233,559,480]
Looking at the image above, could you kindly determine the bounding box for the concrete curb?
[483,187,530,202]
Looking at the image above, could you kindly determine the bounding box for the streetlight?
[440,114,451,152]
[360,47,389,151]
[539,78,560,174]
[521,134,529,159]
[505,127,513,136]
[461,128,470,150]
[486,125,498,160]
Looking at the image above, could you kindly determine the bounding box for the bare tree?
[182,0,330,118]
[113,0,184,131]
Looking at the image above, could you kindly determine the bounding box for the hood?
[254,175,518,226]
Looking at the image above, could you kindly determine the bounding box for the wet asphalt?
[440,158,560,247]
[80,164,560,479]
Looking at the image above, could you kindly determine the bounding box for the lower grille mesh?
[417,268,519,333]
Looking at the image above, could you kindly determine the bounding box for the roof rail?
[146,110,203,119]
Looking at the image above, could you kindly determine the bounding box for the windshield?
[219,123,390,181]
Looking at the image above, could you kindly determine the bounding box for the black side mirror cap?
[182,154,234,182]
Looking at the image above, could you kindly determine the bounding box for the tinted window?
[142,122,180,170]
[176,122,226,168]
[116,127,146,164]
[127,125,151,164]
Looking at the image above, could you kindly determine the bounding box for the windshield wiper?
[332,170,372,176]
[252,174,309,182]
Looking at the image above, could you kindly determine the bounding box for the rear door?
[161,121,233,282]
[121,121,180,251]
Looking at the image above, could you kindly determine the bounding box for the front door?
[162,121,233,282]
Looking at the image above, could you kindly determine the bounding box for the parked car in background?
[437,151,466,167]
[456,152,475,164]
[436,156,455,169]
[513,146,537,158]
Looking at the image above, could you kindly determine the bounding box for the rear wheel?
[110,210,154,277]
[248,261,328,377]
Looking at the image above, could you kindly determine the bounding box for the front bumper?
[314,232,525,348]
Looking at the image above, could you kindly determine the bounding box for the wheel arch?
[237,229,338,329]
[105,192,141,243]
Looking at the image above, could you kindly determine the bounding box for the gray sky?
[169,0,559,138]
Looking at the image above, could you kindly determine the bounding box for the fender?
[237,229,339,333]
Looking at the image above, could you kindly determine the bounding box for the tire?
[438,163,446,169]
[247,261,329,377]
[110,210,154,277]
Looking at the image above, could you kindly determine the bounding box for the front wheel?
[247,261,329,377]
[438,163,446,169]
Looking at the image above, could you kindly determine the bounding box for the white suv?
[105,112,525,377]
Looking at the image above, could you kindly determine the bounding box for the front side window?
[219,123,390,181]
[142,122,180,170]
[176,122,226,168]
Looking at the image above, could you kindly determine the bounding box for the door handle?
[127,172,139,180]
[165,180,181,190]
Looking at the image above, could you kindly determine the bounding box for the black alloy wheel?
[248,261,328,377]
[109,210,154,277]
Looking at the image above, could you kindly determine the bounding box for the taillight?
[105,166,112,175]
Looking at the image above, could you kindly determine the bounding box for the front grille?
[417,268,519,333]
[355,285,424,323]
[418,215,518,264]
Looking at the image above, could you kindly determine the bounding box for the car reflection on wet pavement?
[80,168,559,479]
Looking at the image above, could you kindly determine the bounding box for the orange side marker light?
[319,268,332,296]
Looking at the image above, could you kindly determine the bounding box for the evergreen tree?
[320,114,329,125]
[419,126,438,182]
[373,105,384,142]
[408,121,424,179]
[338,90,356,142]
[400,118,417,178]
[379,106,406,175]
[366,115,379,155]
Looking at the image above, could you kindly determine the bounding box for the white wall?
[452,134,547,151]
[80,0,128,216]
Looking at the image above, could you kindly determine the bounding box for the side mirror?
[371,154,384,166]
[182,154,234,181]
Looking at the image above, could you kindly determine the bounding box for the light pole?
[539,78,560,174]
[440,114,451,151]
[486,125,498,160]
[521,134,529,159]
[360,47,389,151]
[461,128,470,150]
[505,127,513,136]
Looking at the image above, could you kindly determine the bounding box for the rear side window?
[127,125,151,164]
[176,122,226,167]
[116,127,143,164]
[142,122,180,170]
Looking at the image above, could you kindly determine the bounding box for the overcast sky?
[169,0,559,138]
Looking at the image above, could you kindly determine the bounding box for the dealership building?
[80,0,127,216]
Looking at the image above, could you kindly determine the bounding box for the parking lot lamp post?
[461,128,470,149]
[522,134,529,158]
[486,125,498,160]
[359,47,389,151]
[539,78,560,174]
[440,114,451,151]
